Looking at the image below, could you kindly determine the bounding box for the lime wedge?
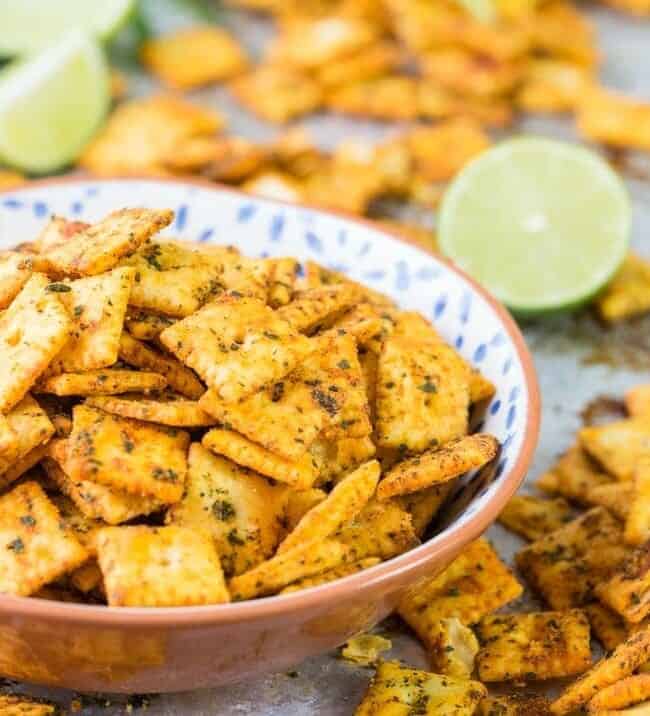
[0,31,109,174]
[0,0,135,56]
[438,137,630,315]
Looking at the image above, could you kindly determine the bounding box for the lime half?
[0,31,109,174]
[438,137,630,315]
[0,0,135,56]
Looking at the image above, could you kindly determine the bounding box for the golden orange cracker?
[140,26,248,89]
[277,285,360,334]
[478,695,552,716]
[66,404,189,503]
[626,385,650,417]
[242,171,304,204]
[125,310,175,341]
[396,481,456,538]
[280,557,381,594]
[285,488,327,532]
[596,254,650,323]
[0,414,18,477]
[625,461,650,545]
[33,215,89,254]
[326,76,420,121]
[36,369,167,397]
[97,525,229,606]
[597,542,650,624]
[316,43,402,89]
[0,252,33,309]
[580,416,650,481]
[0,481,88,596]
[588,674,650,713]
[498,494,573,541]
[311,435,377,485]
[536,442,612,503]
[0,395,54,482]
[340,633,392,666]
[516,59,591,114]
[586,603,628,652]
[87,394,215,428]
[265,257,300,309]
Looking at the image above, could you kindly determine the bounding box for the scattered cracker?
[596,254,650,323]
[427,617,480,679]
[125,310,175,341]
[580,417,650,480]
[326,75,420,121]
[597,541,650,624]
[586,482,633,520]
[536,442,611,504]
[340,633,392,666]
[585,603,629,652]
[625,461,650,545]
[498,494,573,541]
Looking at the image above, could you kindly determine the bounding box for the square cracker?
[167,444,287,576]
[597,541,650,624]
[122,240,223,318]
[87,394,215,428]
[0,273,71,414]
[160,292,314,403]
[36,369,167,396]
[140,26,248,89]
[536,442,611,503]
[0,252,32,309]
[498,494,573,541]
[585,603,628,653]
[310,435,376,485]
[118,332,204,400]
[354,660,486,716]
[0,414,18,476]
[580,417,650,481]
[124,310,175,341]
[48,266,135,373]
[476,610,592,682]
[44,208,173,277]
[0,395,54,481]
[43,452,162,525]
[276,285,359,334]
[478,695,553,716]
[516,507,629,609]
[376,335,470,451]
[97,525,229,606]
[66,405,190,503]
[0,481,88,596]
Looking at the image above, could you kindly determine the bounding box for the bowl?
[0,177,540,693]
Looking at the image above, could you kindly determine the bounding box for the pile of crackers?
[0,205,499,610]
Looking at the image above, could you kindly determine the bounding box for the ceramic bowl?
[0,178,539,693]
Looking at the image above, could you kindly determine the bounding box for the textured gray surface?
[12,5,650,714]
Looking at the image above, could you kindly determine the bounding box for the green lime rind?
[438,137,630,316]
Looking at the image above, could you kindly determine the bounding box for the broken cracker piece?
[0,694,57,715]
[280,557,380,594]
[340,633,392,666]
[426,617,479,679]
[586,482,633,521]
[586,602,628,652]
[87,394,215,427]
[589,674,650,713]
[596,254,650,323]
[36,369,167,397]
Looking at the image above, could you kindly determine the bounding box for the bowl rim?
[0,175,541,626]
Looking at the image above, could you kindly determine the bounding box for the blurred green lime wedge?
[455,0,496,22]
[0,0,135,55]
[438,137,630,315]
[0,31,109,174]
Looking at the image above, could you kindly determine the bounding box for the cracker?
[265,257,300,308]
[527,1,598,66]
[280,557,381,594]
[597,542,650,624]
[478,695,553,716]
[122,239,223,317]
[97,525,229,606]
[586,603,629,652]
[317,43,402,89]
[172,137,268,183]
[398,539,522,632]
[469,369,497,404]
[228,538,350,600]
[516,507,628,609]
[78,94,224,176]
[49,494,102,555]
[140,26,248,89]
[160,292,313,403]
[376,336,470,452]
[627,385,650,417]
[310,435,377,485]
[377,433,499,500]
[0,413,18,477]
[302,261,395,309]
[125,310,176,341]
[278,460,379,553]
[536,442,612,503]
[214,248,269,300]
[589,674,650,713]
[396,481,456,538]
[476,610,592,682]
[86,394,215,427]
[166,444,287,576]
[36,369,167,396]
[0,395,54,482]
[340,633,392,666]
[326,75,419,121]
[516,59,591,114]
[498,494,573,541]
[0,481,88,596]
[586,482,633,520]
[0,273,71,414]
[42,454,162,525]
[580,417,650,480]
[45,208,173,277]
[277,285,359,334]
[626,462,650,545]
[354,660,486,716]
[118,332,205,399]
[551,628,650,715]
[230,65,322,123]
[242,171,305,204]
[48,267,135,373]
[0,694,57,715]
[1,444,50,487]
[70,559,104,594]
[596,254,650,323]
[330,304,385,351]
[202,428,317,489]
[426,617,480,679]
[0,252,33,309]
[33,215,89,254]
[285,488,327,532]
[66,405,189,503]
[337,498,418,561]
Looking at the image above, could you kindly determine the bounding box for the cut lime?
[438,137,630,315]
[0,0,135,56]
[0,31,109,174]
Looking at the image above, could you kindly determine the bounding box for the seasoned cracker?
[87,394,215,427]
[596,254,650,323]
[586,603,629,652]
[48,267,135,373]
[125,310,175,341]
[354,660,486,716]
[396,481,456,537]
[49,493,102,555]
[0,273,71,413]
[302,261,394,308]
[597,542,650,624]
[376,336,470,452]
[586,482,633,520]
[277,285,359,334]
[310,435,377,485]
[527,1,598,67]
[0,694,57,715]
[36,369,167,396]
[340,633,392,666]
[45,208,173,277]
[426,617,479,679]
[167,444,287,576]
[0,413,18,476]
[265,257,300,308]
[280,557,381,594]
[326,75,420,121]
[0,395,54,482]
[589,674,650,712]
[377,433,499,499]
[33,215,89,254]
[536,442,612,503]
[316,43,402,89]
[627,385,650,417]
[97,525,229,606]
[580,417,650,480]
[242,171,304,204]
[228,538,350,600]
[202,428,317,489]
[0,252,32,309]
[278,460,379,553]
[516,59,591,114]
[285,488,327,532]
[626,461,650,545]
[498,494,573,541]
[1,444,50,487]
[140,26,248,89]
[551,628,650,714]
[329,304,385,351]
[70,559,104,594]
[160,292,314,403]
[478,695,552,716]
[516,507,628,609]
[469,369,497,404]
[0,481,88,596]
[66,405,189,503]
[476,610,592,682]
[118,332,204,399]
